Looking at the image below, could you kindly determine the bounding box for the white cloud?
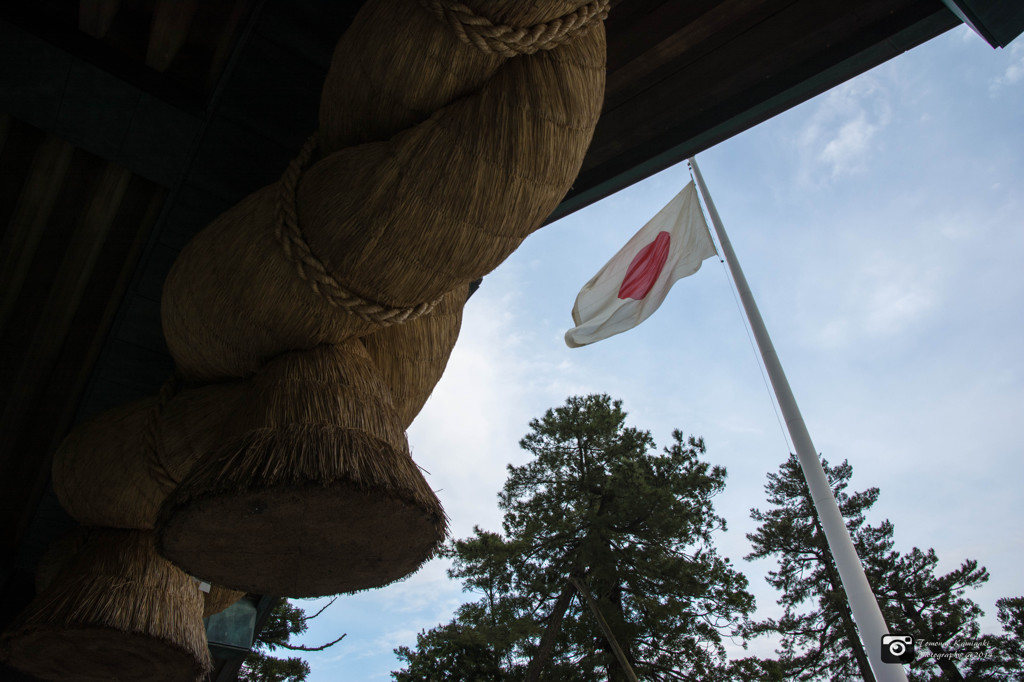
[989,42,1024,93]
[861,265,937,337]
[805,250,939,350]
[820,115,877,175]
[796,77,892,183]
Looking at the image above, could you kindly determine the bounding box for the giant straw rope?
[2,2,611,677]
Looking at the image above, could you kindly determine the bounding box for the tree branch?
[301,596,338,622]
[277,633,347,652]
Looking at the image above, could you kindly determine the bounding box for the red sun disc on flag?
[618,231,671,300]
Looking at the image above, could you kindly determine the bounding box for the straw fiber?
[0,529,210,682]
[33,531,87,594]
[320,0,605,152]
[274,136,442,329]
[318,0,500,152]
[53,396,172,530]
[148,0,607,597]
[160,0,605,382]
[156,339,446,597]
[297,27,604,306]
[203,584,245,618]
[362,283,468,428]
[156,380,247,483]
[52,382,244,530]
[29,529,240,619]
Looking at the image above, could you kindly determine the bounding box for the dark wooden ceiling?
[1,0,997,675]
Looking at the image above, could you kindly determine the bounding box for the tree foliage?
[393,619,511,682]
[869,547,989,682]
[239,652,310,682]
[393,394,754,681]
[962,596,1024,681]
[746,453,992,682]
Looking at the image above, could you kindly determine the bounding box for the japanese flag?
[565,181,716,348]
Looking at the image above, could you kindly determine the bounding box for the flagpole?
[689,157,906,682]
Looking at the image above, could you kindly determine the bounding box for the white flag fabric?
[565,181,716,348]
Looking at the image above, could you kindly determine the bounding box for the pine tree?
[392,394,754,681]
[747,453,990,682]
[868,547,988,681]
[746,454,880,682]
[392,619,507,682]
[964,596,1024,681]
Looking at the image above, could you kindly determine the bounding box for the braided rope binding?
[275,134,439,326]
[418,0,610,57]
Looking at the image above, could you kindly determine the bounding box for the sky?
[288,23,1024,680]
